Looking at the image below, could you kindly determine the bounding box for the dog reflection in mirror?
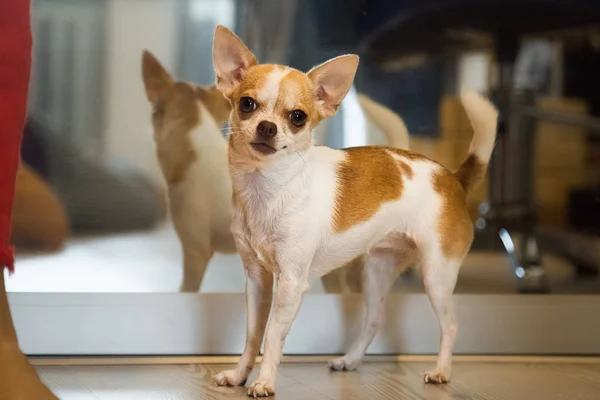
[141,51,236,292]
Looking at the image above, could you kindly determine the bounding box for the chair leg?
[476,84,549,293]
[498,229,549,293]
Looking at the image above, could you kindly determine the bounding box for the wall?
[102,0,179,184]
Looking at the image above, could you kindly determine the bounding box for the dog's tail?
[454,90,499,195]
[358,93,410,150]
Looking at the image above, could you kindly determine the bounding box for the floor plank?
[38,366,97,400]
[37,361,600,400]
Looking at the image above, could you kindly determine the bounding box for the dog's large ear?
[307,55,359,118]
[141,50,173,105]
[213,25,257,97]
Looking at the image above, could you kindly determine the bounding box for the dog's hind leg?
[329,250,409,371]
[422,249,462,384]
[179,244,212,293]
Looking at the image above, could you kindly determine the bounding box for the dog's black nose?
[256,120,278,139]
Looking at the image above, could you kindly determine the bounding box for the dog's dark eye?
[290,110,307,127]
[239,97,257,113]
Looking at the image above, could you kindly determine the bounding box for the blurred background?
[5,0,600,295]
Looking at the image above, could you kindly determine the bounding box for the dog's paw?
[213,369,247,387]
[424,370,450,384]
[247,379,275,397]
[328,357,359,372]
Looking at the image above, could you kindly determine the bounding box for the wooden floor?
[37,361,600,399]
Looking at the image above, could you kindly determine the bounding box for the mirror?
[8,0,599,296]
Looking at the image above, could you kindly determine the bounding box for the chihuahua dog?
[141,51,237,292]
[211,26,498,397]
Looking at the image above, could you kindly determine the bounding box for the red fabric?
[0,0,32,273]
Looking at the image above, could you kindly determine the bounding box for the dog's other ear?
[141,50,173,105]
[197,85,232,126]
[213,25,257,96]
[307,55,359,118]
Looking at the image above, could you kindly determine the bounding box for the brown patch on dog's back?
[333,147,406,233]
[432,167,474,259]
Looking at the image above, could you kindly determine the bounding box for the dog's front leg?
[214,270,273,386]
[214,244,273,387]
[247,270,307,397]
